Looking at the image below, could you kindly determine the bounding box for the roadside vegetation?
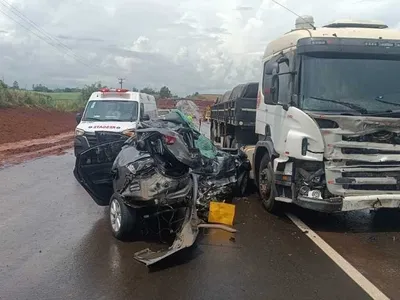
[0,79,214,112]
[0,80,85,111]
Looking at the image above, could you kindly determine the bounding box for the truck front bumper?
[295,194,400,213]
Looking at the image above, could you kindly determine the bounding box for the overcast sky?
[0,0,398,95]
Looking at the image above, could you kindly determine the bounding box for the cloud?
[0,0,399,95]
[235,6,254,11]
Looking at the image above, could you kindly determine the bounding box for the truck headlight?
[75,128,85,136]
[122,128,136,137]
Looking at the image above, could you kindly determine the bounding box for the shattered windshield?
[83,100,138,121]
[300,54,400,114]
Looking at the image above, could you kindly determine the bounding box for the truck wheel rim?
[110,199,122,232]
[260,168,272,200]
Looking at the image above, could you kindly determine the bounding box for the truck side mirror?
[141,114,150,121]
[76,112,82,124]
[265,62,279,75]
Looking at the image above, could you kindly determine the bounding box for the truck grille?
[326,162,400,194]
[341,171,399,191]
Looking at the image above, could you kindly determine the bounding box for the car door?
[73,140,126,206]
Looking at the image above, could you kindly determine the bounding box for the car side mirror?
[141,114,150,121]
[76,112,82,124]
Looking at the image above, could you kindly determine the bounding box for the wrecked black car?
[73,110,250,265]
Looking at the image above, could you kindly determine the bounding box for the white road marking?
[286,213,390,300]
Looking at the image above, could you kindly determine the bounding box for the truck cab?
[253,17,400,213]
[74,88,157,156]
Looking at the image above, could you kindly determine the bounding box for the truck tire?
[109,193,137,240]
[258,154,280,213]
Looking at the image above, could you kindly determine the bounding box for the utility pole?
[118,78,125,89]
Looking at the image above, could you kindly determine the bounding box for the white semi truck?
[243,16,400,213]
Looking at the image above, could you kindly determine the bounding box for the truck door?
[272,55,294,155]
[259,53,293,153]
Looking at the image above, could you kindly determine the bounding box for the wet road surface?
[0,151,399,299]
[289,206,400,299]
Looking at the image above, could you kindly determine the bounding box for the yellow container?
[208,202,236,226]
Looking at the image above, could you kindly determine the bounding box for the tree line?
[4,80,179,99]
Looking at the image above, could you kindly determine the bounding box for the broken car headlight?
[75,128,85,136]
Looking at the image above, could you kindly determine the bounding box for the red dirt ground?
[0,107,76,144]
[0,107,76,167]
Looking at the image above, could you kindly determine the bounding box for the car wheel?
[109,194,137,240]
[258,154,280,213]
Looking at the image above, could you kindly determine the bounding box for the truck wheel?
[258,154,280,213]
[109,194,137,240]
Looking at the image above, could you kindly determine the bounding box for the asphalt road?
[0,152,396,300]
[0,122,399,300]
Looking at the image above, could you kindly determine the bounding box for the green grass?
[37,92,81,101]
[36,92,83,111]
[0,88,85,112]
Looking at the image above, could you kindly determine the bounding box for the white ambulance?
[74,88,157,156]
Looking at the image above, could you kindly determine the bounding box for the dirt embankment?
[0,108,76,168]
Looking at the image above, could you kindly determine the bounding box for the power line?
[271,0,316,30]
[0,0,87,63]
[0,5,92,69]
[0,0,112,77]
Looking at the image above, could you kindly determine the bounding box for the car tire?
[109,193,137,240]
[258,154,280,213]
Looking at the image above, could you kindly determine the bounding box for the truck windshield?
[82,100,138,122]
[300,55,400,114]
